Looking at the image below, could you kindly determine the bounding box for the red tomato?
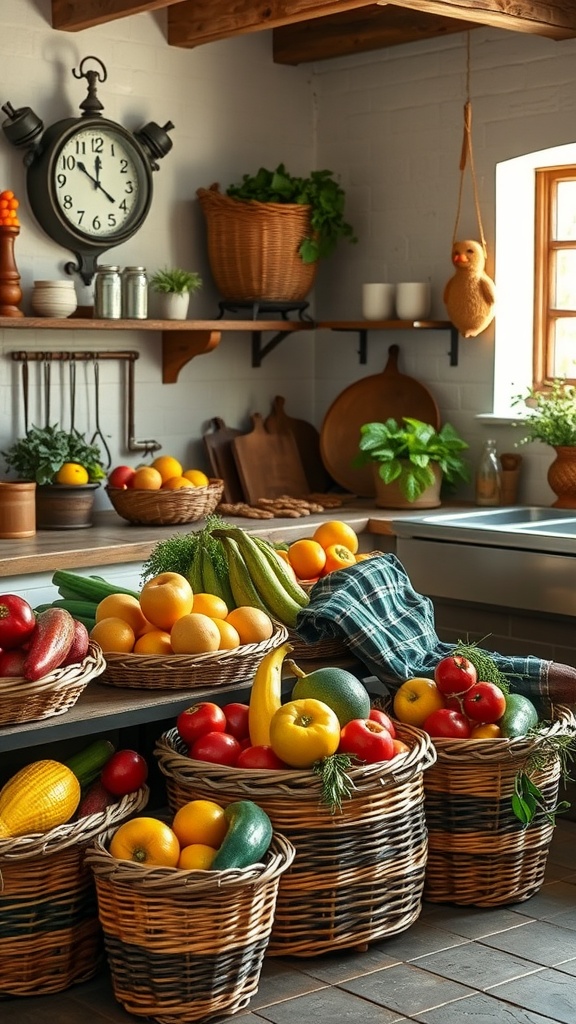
[101,750,148,796]
[462,681,507,724]
[189,731,242,766]
[176,702,226,745]
[434,655,477,696]
[236,745,288,769]
[0,594,36,649]
[338,718,394,764]
[0,646,27,676]
[108,465,136,489]
[368,707,396,738]
[423,708,471,738]
[222,702,250,741]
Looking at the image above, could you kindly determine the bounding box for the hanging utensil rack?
[10,350,161,456]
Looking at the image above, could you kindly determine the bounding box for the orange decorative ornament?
[443,239,496,339]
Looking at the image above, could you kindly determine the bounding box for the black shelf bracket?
[251,329,296,368]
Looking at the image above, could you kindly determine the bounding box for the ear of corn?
[0,760,81,838]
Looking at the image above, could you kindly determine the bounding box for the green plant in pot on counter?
[355,417,470,506]
[2,425,106,486]
[512,379,576,507]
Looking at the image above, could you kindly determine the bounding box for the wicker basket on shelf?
[86,831,295,1023]
[423,705,576,907]
[0,785,149,997]
[155,723,436,956]
[0,640,105,727]
[99,622,289,691]
[106,479,224,526]
[196,185,317,302]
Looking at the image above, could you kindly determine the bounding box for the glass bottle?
[475,439,501,506]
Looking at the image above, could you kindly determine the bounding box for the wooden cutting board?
[265,395,332,493]
[202,417,245,503]
[320,344,441,497]
[231,413,310,504]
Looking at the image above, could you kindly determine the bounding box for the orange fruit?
[89,616,135,653]
[182,469,209,487]
[287,539,327,580]
[178,844,218,869]
[151,454,183,483]
[470,723,502,738]
[133,630,173,655]
[131,466,163,490]
[192,592,229,619]
[225,606,274,645]
[56,462,89,485]
[172,799,228,848]
[109,817,180,866]
[321,543,357,574]
[139,572,194,631]
[211,617,241,650]
[162,476,195,490]
[313,520,359,555]
[95,593,149,636]
[170,612,221,654]
[392,739,411,756]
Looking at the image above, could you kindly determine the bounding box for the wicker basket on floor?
[0,640,105,726]
[86,831,295,1023]
[0,785,149,997]
[423,705,576,907]
[155,723,436,957]
[106,479,224,525]
[197,185,317,302]
[99,622,289,690]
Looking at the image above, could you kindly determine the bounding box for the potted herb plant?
[512,379,576,507]
[196,163,356,304]
[150,267,203,320]
[2,424,106,528]
[355,417,470,508]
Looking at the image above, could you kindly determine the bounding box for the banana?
[222,528,303,629]
[251,534,310,608]
[221,536,270,615]
[248,640,294,747]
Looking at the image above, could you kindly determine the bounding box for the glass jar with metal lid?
[122,266,148,319]
[94,265,121,319]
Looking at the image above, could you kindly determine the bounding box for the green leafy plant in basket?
[226,163,357,264]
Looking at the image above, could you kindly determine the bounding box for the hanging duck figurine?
[443,239,496,338]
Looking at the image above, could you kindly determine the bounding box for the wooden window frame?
[534,165,576,387]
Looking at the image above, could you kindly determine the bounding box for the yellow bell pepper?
[269,698,341,769]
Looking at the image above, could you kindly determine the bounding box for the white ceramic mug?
[362,282,396,320]
[395,281,431,320]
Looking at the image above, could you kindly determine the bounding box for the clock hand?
[77,160,116,204]
[94,156,102,184]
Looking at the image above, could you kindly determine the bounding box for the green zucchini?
[65,739,116,788]
[499,693,539,738]
[52,570,139,603]
[211,800,273,870]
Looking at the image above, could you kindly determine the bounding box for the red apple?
[423,708,471,739]
[108,465,136,489]
[462,681,507,724]
[434,655,477,696]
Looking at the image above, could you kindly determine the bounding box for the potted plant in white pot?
[512,379,576,507]
[150,267,203,320]
[355,417,470,508]
[2,425,106,528]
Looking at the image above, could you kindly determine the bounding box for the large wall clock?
[1,56,174,283]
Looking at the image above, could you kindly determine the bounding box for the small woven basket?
[196,184,318,302]
[106,479,224,526]
[155,723,436,956]
[86,831,295,1023]
[423,705,576,907]
[99,622,289,691]
[0,784,149,997]
[0,640,105,727]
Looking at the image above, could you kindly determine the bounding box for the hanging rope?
[452,33,487,257]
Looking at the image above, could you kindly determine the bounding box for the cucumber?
[65,739,116,788]
[499,693,539,738]
[52,570,139,603]
[211,800,273,870]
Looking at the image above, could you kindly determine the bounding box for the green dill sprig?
[453,637,512,695]
[140,514,229,583]
[312,752,359,813]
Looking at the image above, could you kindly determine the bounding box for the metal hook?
[90,356,112,469]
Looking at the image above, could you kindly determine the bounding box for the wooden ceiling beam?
[385,1,576,41]
[51,1,184,32]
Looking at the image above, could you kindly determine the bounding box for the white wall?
[2,5,576,506]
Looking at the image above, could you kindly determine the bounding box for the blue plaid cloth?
[295,553,556,712]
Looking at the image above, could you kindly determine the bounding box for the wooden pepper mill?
[0,224,24,317]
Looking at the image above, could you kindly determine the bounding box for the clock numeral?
[75,140,86,155]
[91,137,104,153]
[62,195,73,210]
[61,155,76,171]
[125,180,134,195]
[56,173,66,188]
[77,210,85,225]
[120,159,129,174]
[119,199,129,213]
[108,214,117,228]
[92,215,101,231]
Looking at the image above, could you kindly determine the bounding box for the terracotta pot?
[0,480,36,537]
[547,446,576,508]
[372,462,442,509]
[35,483,100,529]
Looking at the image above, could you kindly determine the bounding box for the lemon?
[56,462,89,486]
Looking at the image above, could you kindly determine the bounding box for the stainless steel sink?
[413,507,576,531]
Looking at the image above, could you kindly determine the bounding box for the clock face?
[50,122,151,242]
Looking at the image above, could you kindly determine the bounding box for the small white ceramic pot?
[362,283,396,320]
[31,280,77,318]
[156,292,190,320]
[395,282,431,321]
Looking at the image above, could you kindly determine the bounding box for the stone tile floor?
[5,818,576,1023]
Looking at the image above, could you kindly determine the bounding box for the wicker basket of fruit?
[0,742,149,997]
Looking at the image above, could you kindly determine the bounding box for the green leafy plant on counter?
[512,379,576,447]
[149,267,203,296]
[355,417,470,502]
[2,424,106,486]
[226,163,357,264]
